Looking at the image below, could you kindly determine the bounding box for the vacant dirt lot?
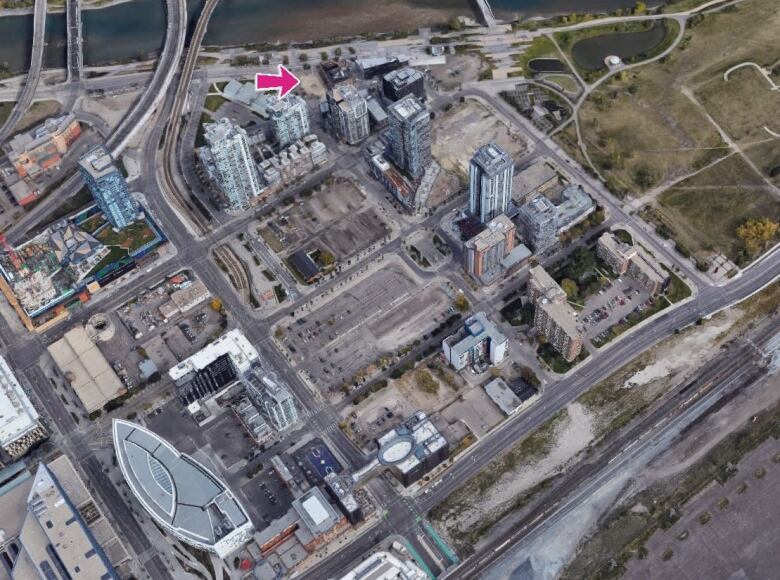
[432,100,527,179]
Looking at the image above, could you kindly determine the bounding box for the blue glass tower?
[78,145,139,229]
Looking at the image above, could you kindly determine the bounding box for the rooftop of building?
[292,487,342,536]
[78,144,118,180]
[538,298,580,336]
[23,463,116,579]
[376,411,448,475]
[6,113,78,155]
[329,84,366,112]
[169,329,259,382]
[553,185,595,226]
[383,66,424,89]
[113,420,252,557]
[288,249,323,281]
[50,221,106,266]
[339,550,427,580]
[471,143,513,174]
[388,94,427,121]
[0,355,40,449]
[465,214,515,251]
[444,311,508,359]
[47,326,125,413]
[632,245,668,284]
[501,243,532,270]
[518,194,557,221]
[598,231,636,259]
[267,94,305,116]
[484,377,525,416]
[204,117,247,145]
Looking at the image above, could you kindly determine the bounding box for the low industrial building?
[0,355,47,465]
[158,278,211,319]
[113,420,254,558]
[442,312,508,371]
[483,377,534,416]
[221,79,275,117]
[0,459,121,579]
[47,325,126,413]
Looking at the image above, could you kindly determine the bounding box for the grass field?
[16,100,61,133]
[744,139,780,186]
[651,155,780,263]
[564,0,780,197]
[695,66,780,143]
[542,74,580,93]
[0,101,14,127]
[203,94,226,113]
[511,36,560,75]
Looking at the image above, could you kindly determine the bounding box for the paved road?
[452,318,778,578]
[66,0,83,83]
[0,0,46,142]
[3,0,187,244]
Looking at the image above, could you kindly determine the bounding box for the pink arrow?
[255,65,300,98]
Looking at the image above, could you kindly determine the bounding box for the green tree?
[561,278,578,300]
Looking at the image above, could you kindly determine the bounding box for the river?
[0,0,642,73]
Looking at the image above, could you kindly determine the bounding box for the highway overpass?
[66,0,84,82]
[0,0,47,143]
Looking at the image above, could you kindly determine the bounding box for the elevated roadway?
[0,0,47,143]
[4,0,187,245]
[66,0,84,83]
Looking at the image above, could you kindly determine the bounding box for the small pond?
[528,58,567,73]
[571,20,668,70]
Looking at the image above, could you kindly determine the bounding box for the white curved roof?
[112,420,253,557]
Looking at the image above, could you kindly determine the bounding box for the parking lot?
[279,258,452,395]
[579,277,652,340]
[259,176,391,261]
[240,467,294,528]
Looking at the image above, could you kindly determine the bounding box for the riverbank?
[0,0,135,17]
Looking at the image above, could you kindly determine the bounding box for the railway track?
[157,0,220,237]
[448,322,776,578]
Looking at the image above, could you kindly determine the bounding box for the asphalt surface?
[1,4,777,576]
[4,0,187,244]
[450,320,778,578]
